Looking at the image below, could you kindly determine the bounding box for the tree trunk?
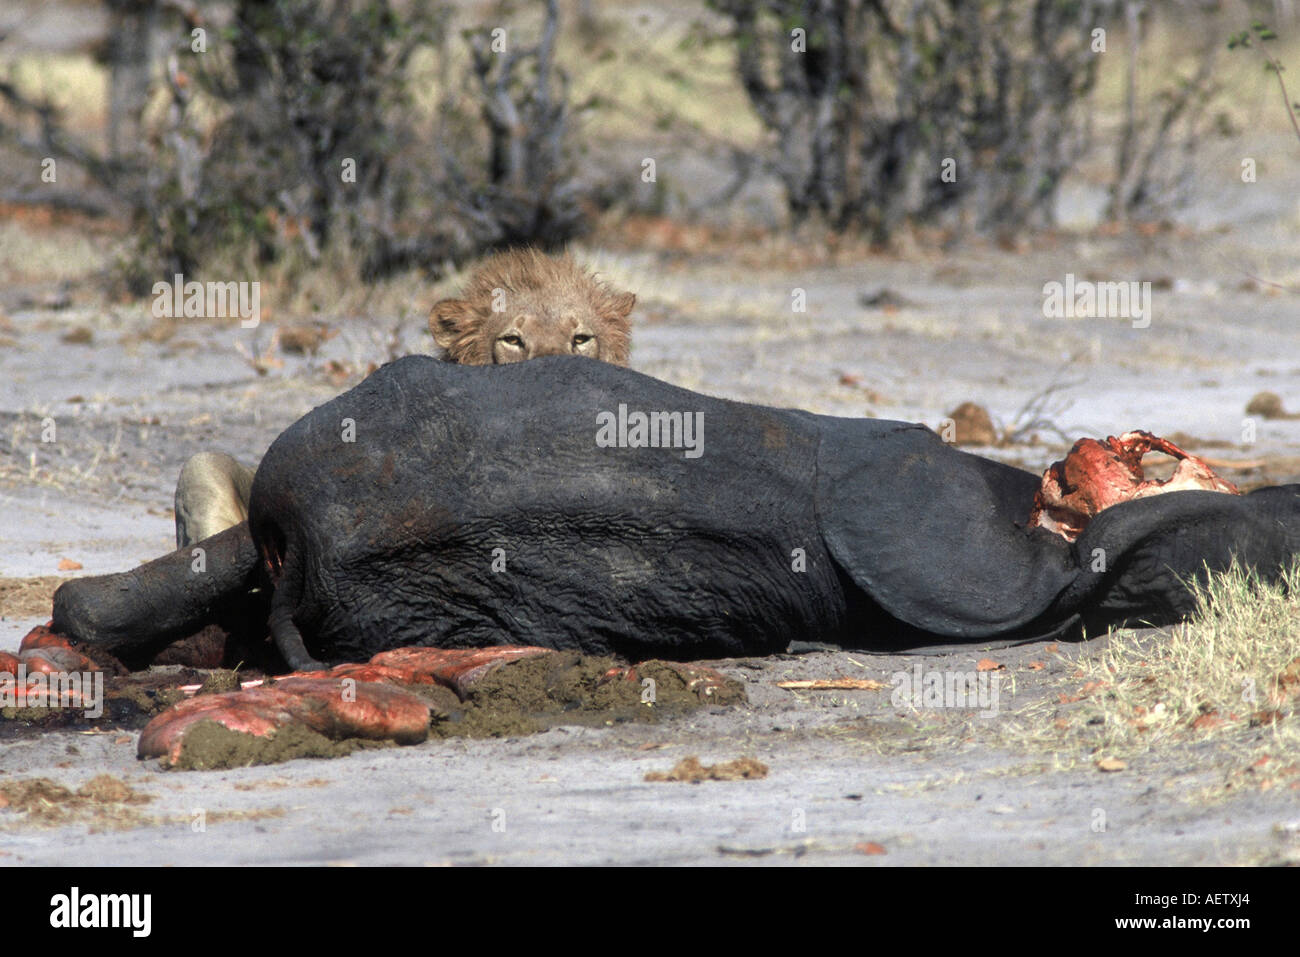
[105,0,158,163]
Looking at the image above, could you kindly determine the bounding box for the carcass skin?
[1028,431,1240,542]
[51,356,1300,673]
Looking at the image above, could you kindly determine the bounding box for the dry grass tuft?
[998,560,1300,793]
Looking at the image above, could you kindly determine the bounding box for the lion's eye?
[500,334,524,347]
[573,334,593,346]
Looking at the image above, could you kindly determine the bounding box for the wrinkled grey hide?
[54,356,1300,670]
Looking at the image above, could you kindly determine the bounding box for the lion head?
[429,248,634,366]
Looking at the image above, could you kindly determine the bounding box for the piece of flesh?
[1027,430,1239,542]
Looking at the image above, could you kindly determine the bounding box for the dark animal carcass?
[53,356,1300,670]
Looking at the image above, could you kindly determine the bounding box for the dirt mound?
[433,653,747,739]
[168,720,369,771]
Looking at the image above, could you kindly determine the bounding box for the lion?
[174,249,636,548]
[428,247,634,365]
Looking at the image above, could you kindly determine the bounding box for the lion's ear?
[429,298,471,349]
[607,291,636,320]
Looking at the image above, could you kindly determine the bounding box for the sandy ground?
[2,237,1299,865]
[2,126,1300,863]
[0,651,1284,866]
[2,635,1299,866]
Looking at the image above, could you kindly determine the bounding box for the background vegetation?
[0,0,1296,294]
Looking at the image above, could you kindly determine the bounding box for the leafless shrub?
[5,0,591,292]
[1107,1,1227,220]
[707,0,1120,243]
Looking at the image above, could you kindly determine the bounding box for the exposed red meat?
[14,624,100,673]
[137,679,432,765]
[19,624,75,653]
[369,645,555,698]
[1028,430,1239,542]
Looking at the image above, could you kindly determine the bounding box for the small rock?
[1246,391,1296,420]
[944,402,998,446]
[858,288,915,310]
[279,323,337,356]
